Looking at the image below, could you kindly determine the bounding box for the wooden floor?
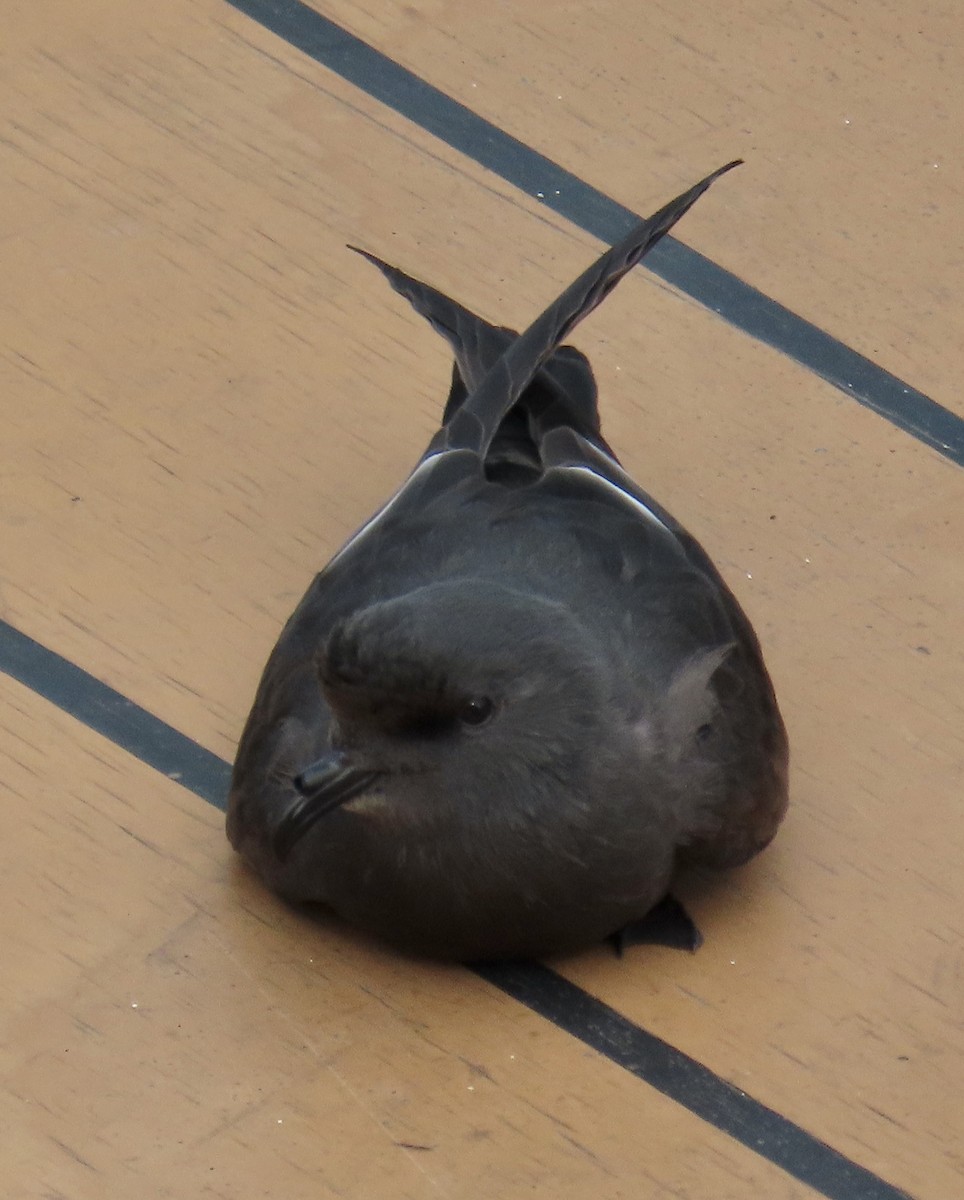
[3,2,962,1197]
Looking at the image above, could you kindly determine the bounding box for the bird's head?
[271,579,610,860]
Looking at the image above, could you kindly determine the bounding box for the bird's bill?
[272,752,380,861]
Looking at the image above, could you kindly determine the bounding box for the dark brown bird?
[226,162,789,961]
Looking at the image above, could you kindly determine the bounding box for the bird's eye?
[460,696,495,727]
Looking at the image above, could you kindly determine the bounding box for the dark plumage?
[226,162,789,961]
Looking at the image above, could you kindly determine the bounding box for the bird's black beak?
[272,751,380,861]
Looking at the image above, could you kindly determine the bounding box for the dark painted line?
[223,0,962,468]
[471,961,912,1200]
[0,621,231,809]
[0,616,913,1200]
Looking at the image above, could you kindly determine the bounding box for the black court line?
[1,617,913,1200]
[223,0,962,468]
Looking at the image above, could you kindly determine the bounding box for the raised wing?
[449,161,741,457]
[354,161,742,463]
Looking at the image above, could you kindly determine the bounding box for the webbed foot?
[609,894,703,956]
